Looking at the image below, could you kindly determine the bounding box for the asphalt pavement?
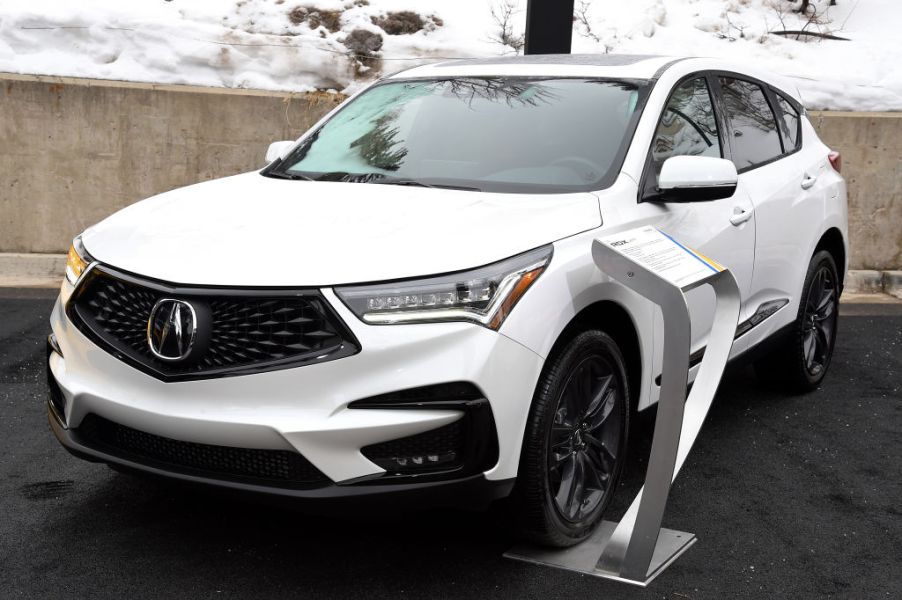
[1,288,900,599]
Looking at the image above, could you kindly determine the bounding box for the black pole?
[524,0,575,55]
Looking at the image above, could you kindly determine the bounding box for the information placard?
[507,228,741,587]
[598,226,723,289]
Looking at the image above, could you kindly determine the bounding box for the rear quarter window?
[775,93,801,151]
[719,77,783,170]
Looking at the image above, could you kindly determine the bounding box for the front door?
[642,74,756,355]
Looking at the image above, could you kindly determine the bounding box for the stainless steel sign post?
[506,226,741,587]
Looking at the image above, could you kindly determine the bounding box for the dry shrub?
[372,11,423,35]
[372,10,441,35]
[344,28,383,56]
[309,10,342,32]
[288,6,343,32]
[344,28,383,78]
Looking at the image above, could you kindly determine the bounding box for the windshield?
[265,77,649,193]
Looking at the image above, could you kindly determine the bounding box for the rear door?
[713,76,828,346]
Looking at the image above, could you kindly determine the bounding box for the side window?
[718,77,783,169]
[775,93,801,151]
[651,77,721,179]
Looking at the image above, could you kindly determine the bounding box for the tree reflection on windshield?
[444,77,559,108]
[346,79,560,172]
[350,113,408,171]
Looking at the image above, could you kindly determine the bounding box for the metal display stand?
[506,229,741,587]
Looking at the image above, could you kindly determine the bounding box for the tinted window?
[271,78,646,193]
[776,93,800,151]
[651,77,721,178]
[719,77,783,169]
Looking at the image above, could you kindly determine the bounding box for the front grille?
[67,267,358,381]
[76,414,329,488]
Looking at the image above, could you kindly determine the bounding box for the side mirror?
[655,156,738,202]
[265,140,295,164]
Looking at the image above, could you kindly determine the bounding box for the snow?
[0,0,899,111]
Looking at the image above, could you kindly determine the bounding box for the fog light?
[350,383,500,482]
[384,451,458,471]
[362,421,464,475]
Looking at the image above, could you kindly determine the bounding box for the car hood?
[82,173,602,286]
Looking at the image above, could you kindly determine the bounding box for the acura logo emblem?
[147,299,198,361]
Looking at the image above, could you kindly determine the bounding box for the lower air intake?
[76,414,329,489]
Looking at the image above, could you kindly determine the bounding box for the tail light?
[828,151,842,173]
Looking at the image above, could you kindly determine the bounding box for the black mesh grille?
[67,268,358,381]
[204,297,338,367]
[76,414,329,488]
[80,276,158,353]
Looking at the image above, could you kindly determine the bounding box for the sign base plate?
[504,522,697,588]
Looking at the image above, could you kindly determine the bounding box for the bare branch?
[717,11,747,42]
[489,1,524,55]
[770,29,849,40]
[574,1,601,44]
[767,0,839,42]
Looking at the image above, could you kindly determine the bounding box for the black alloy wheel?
[801,263,838,377]
[755,249,840,393]
[513,330,629,547]
[548,356,622,523]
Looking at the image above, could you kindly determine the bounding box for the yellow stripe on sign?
[691,249,725,272]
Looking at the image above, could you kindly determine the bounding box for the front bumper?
[48,285,544,496]
[47,404,514,507]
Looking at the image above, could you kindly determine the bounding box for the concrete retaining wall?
[0,73,343,254]
[0,73,899,269]
[808,111,902,271]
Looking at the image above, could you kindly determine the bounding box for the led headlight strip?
[335,245,553,330]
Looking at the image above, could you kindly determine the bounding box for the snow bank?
[0,0,899,111]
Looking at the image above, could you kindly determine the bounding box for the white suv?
[47,55,847,547]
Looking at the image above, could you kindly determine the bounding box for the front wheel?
[512,330,630,547]
[755,250,840,393]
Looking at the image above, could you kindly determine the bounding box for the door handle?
[729,206,753,226]
[801,173,818,190]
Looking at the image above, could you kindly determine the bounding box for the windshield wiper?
[264,170,480,190]
[262,171,315,181]
[314,172,443,187]
[373,178,437,189]
[371,177,481,191]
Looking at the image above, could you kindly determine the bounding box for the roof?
[389,54,681,81]
[444,54,664,67]
[387,54,804,103]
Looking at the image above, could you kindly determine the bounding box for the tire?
[754,250,840,393]
[512,330,630,548]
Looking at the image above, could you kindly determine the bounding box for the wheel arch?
[814,227,846,288]
[543,300,643,409]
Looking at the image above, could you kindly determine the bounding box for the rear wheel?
[755,250,840,392]
[513,330,629,547]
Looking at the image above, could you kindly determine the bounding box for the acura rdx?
[47,55,847,546]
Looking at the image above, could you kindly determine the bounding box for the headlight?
[65,236,94,285]
[335,246,552,330]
